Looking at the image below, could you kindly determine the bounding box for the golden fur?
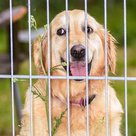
[19,10,123,136]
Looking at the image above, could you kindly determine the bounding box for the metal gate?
[0,0,136,136]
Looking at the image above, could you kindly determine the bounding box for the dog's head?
[33,10,116,101]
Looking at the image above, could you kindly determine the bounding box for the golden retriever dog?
[20,9,123,136]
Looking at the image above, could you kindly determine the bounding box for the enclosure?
[0,0,136,136]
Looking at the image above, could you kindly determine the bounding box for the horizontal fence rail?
[1,75,136,81]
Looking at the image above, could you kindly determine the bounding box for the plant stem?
[52,108,67,136]
[45,79,49,133]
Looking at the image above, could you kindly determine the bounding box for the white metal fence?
[1,0,136,136]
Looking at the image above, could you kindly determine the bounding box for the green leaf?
[13,78,26,83]
[50,67,65,73]
[30,15,37,31]
[32,86,48,103]
[44,24,48,31]
[61,62,67,67]
[52,108,67,135]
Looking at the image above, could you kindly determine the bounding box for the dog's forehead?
[51,10,101,30]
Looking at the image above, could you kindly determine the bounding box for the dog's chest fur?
[51,99,106,136]
[20,82,122,136]
[31,89,121,136]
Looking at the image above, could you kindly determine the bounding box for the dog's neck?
[36,79,106,107]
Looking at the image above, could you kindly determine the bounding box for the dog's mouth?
[61,57,92,81]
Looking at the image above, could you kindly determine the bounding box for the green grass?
[116,46,136,77]
[0,79,12,135]
[128,82,136,136]
[0,28,7,53]
[0,78,29,135]
[112,81,136,136]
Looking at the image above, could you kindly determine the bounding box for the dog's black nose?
[71,45,85,60]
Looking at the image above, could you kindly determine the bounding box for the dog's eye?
[83,26,93,34]
[57,28,66,36]
[87,26,93,34]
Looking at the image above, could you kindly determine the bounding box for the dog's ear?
[98,29,116,74]
[33,32,48,74]
[107,33,116,74]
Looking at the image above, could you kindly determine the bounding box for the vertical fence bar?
[123,0,128,135]
[9,0,15,135]
[104,0,109,135]
[65,0,70,135]
[46,0,52,135]
[84,0,89,135]
[28,0,33,135]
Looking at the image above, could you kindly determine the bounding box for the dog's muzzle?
[61,44,92,81]
[71,45,85,61]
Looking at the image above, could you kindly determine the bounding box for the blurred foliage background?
[0,0,136,135]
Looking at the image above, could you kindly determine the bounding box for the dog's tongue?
[70,62,86,76]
